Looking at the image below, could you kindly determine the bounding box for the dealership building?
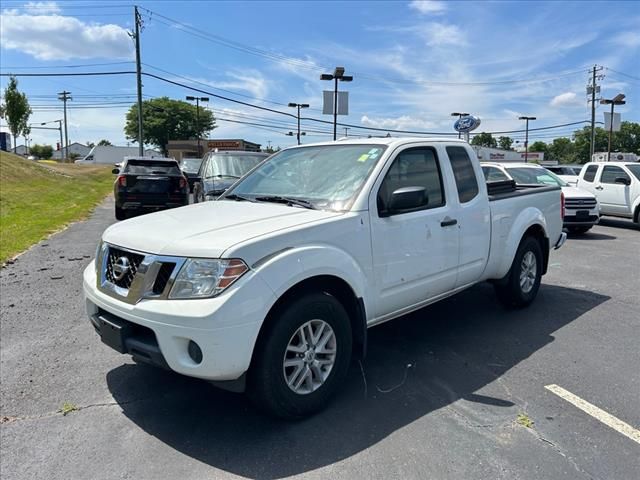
[167,139,262,160]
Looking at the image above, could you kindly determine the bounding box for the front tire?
[248,292,352,419]
[494,236,543,309]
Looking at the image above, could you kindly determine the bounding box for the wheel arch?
[251,275,367,368]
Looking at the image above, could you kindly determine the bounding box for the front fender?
[495,207,548,279]
[253,244,371,317]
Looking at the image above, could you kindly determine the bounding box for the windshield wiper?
[223,193,256,202]
[205,174,240,179]
[254,195,316,209]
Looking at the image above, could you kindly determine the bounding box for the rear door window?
[482,166,510,182]
[582,165,598,182]
[447,146,479,203]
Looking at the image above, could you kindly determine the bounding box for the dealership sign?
[454,115,481,133]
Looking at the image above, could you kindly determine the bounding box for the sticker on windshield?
[368,148,382,160]
[358,154,369,162]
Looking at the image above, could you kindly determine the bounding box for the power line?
[605,68,640,82]
[0,62,135,70]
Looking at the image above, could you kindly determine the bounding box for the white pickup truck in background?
[576,161,640,225]
[83,138,565,418]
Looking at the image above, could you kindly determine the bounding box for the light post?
[31,120,64,160]
[600,93,625,162]
[320,67,353,141]
[518,116,537,163]
[186,96,209,156]
[288,102,310,145]
[451,112,469,139]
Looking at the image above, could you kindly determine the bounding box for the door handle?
[595,186,603,190]
[440,217,458,227]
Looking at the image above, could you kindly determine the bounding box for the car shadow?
[598,217,639,231]
[566,231,617,240]
[106,283,609,479]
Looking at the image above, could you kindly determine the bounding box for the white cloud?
[24,1,61,14]
[174,70,270,100]
[408,1,447,15]
[0,10,132,60]
[611,31,640,48]
[550,92,582,107]
[360,115,438,131]
[422,22,468,46]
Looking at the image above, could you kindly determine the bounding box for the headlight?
[169,258,248,299]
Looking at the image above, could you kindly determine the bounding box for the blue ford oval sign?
[454,115,481,133]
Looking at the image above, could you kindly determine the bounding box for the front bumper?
[83,261,276,381]
[563,212,600,227]
[554,232,567,250]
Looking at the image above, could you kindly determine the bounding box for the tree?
[497,136,514,151]
[97,139,112,146]
[1,76,32,154]
[124,97,216,155]
[30,144,54,159]
[572,121,639,163]
[470,132,497,148]
[547,137,577,164]
[529,141,548,155]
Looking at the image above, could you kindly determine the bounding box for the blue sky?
[1,0,639,150]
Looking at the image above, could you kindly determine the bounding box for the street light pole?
[320,67,353,141]
[451,112,469,139]
[288,102,310,145]
[600,94,626,162]
[518,116,536,163]
[186,96,209,156]
[58,90,71,161]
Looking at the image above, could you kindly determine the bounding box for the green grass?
[0,151,114,263]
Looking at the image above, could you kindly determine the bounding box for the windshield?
[505,167,566,186]
[225,144,387,211]
[625,164,640,181]
[180,158,203,173]
[204,153,266,178]
[124,160,181,175]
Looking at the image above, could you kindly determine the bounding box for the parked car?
[179,157,204,192]
[113,156,189,220]
[482,162,600,234]
[84,138,565,418]
[545,165,583,186]
[192,150,269,203]
[577,161,640,225]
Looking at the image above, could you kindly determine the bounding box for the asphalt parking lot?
[1,198,639,480]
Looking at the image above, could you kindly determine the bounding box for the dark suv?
[193,150,269,203]
[113,157,189,220]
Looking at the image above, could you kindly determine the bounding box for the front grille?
[152,262,176,294]
[565,198,597,209]
[105,247,145,289]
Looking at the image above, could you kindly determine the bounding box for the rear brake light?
[117,175,126,187]
[179,177,186,189]
[560,191,565,220]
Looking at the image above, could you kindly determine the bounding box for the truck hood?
[103,201,342,258]
[561,185,596,199]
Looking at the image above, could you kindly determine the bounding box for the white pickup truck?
[576,161,640,225]
[83,138,566,418]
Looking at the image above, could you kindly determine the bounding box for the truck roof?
[291,137,467,149]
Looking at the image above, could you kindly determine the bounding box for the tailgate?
[125,175,183,195]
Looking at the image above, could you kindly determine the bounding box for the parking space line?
[545,384,640,445]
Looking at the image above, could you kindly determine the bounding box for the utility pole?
[134,6,144,156]
[588,65,604,161]
[57,91,71,161]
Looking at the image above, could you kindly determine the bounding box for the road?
[1,199,639,480]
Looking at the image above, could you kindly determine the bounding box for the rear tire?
[567,226,591,234]
[248,292,352,419]
[494,236,543,309]
[115,207,126,220]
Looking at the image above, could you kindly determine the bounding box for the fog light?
[188,340,203,364]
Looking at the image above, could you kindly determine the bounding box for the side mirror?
[383,186,427,216]
[112,168,119,174]
[615,176,631,186]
